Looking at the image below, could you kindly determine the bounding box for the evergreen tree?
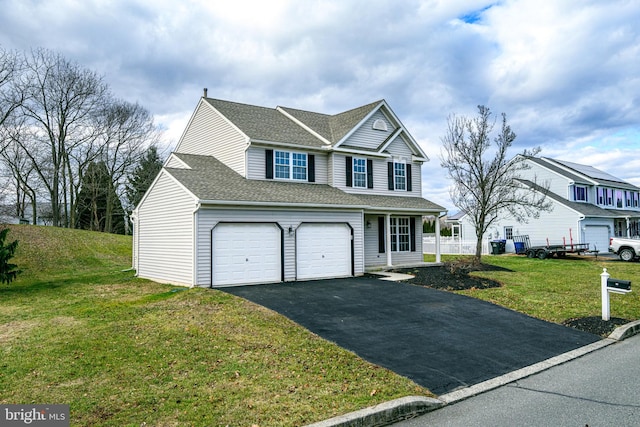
[76,161,126,234]
[0,228,21,284]
[126,146,163,210]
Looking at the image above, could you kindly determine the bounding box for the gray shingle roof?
[353,194,445,212]
[206,98,382,147]
[165,153,444,213]
[204,98,327,148]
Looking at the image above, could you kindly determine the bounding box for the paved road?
[394,333,640,426]
[223,277,599,395]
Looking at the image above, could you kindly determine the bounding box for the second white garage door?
[296,223,352,280]
[212,223,282,287]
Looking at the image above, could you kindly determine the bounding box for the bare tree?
[97,99,160,233]
[440,105,552,262]
[14,48,108,227]
[0,46,23,129]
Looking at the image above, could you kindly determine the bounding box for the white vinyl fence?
[423,236,490,255]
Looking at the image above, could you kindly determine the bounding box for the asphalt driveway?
[223,277,600,395]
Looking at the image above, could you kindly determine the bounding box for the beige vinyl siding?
[332,153,422,197]
[246,146,328,184]
[386,135,415,158]
[195,207,363,286]
[175,101,247,176]
[363,214,424,267]
[340,110,393,150]
[136,171,196,286]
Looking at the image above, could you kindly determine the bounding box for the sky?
[1,0,639,212]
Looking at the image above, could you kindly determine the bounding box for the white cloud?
[1,0,639,212]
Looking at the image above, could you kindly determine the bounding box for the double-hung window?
[353,158,367,188]
[390,217,410,252]
[274,151,307,181]
[394,162,406,191]
[573,185,587,202]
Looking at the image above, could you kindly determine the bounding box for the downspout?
[386,214,392,267]
[192,202,201,288]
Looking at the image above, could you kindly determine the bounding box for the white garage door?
[297,223,351,280]
[212,223,281,286]
[584,226,610,252]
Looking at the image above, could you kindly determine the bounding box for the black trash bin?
[490,240,507,255]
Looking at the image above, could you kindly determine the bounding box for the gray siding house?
[132,95,445,287]
[450,157,640,253]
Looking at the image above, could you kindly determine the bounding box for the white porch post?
[386,214,392,267]
[626,217,631,238]
[435,214,442,263]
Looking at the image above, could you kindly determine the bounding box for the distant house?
[132,95,445,287]
[448,157,640,253]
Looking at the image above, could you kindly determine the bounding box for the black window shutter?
[410,217,416,252]
[378,216,385,253]
[366,159,373,188]
[406,164,412,192]
[345,156,353,187]
[387,162,394,190]
[265,149,273,179]
[308,154,315,182]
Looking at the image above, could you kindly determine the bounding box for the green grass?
[1,225,428,426]
[440,253,640,324]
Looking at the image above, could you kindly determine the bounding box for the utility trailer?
[512,235,591,259]
[524,243,590,259]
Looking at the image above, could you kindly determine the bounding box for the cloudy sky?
[1,0,639,211]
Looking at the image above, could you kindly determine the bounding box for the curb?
[608,319,640,341]
[305,320,640,426]
[303,396,445,427]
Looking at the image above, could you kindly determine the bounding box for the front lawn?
[1,225,428,426]
[427,254,640,325]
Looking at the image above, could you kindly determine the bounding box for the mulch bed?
[391,260,631,337]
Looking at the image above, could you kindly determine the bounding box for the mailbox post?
[600,268,632,321]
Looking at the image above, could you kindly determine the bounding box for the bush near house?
[0,225,427,426]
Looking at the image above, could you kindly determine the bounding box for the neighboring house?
[132,94,446,287]
[448,157,640,253]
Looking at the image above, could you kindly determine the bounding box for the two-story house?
[131,94,446,287]
[449,156,640,253]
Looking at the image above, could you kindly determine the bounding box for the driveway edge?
[304,396,445,427]
[608,319,640,341]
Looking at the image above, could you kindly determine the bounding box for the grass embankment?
[426,253,640,323]
[1,225,427,426]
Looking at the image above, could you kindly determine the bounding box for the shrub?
[0,227,21,284]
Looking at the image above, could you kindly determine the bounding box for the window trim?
[573,185,587,202]
[394,161,406,191]
[390,217,411,252]
[274,150,307,181]
[352,157,367,188]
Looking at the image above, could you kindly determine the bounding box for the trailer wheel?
[619,248,635,262]
[526,249,536,258]
[537,250,548,259]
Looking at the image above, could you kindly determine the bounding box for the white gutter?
[198,199,369,210]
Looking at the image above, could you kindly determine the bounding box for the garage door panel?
[584,226,609,252]
[297,223,351,280]
[213,223,281,286]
